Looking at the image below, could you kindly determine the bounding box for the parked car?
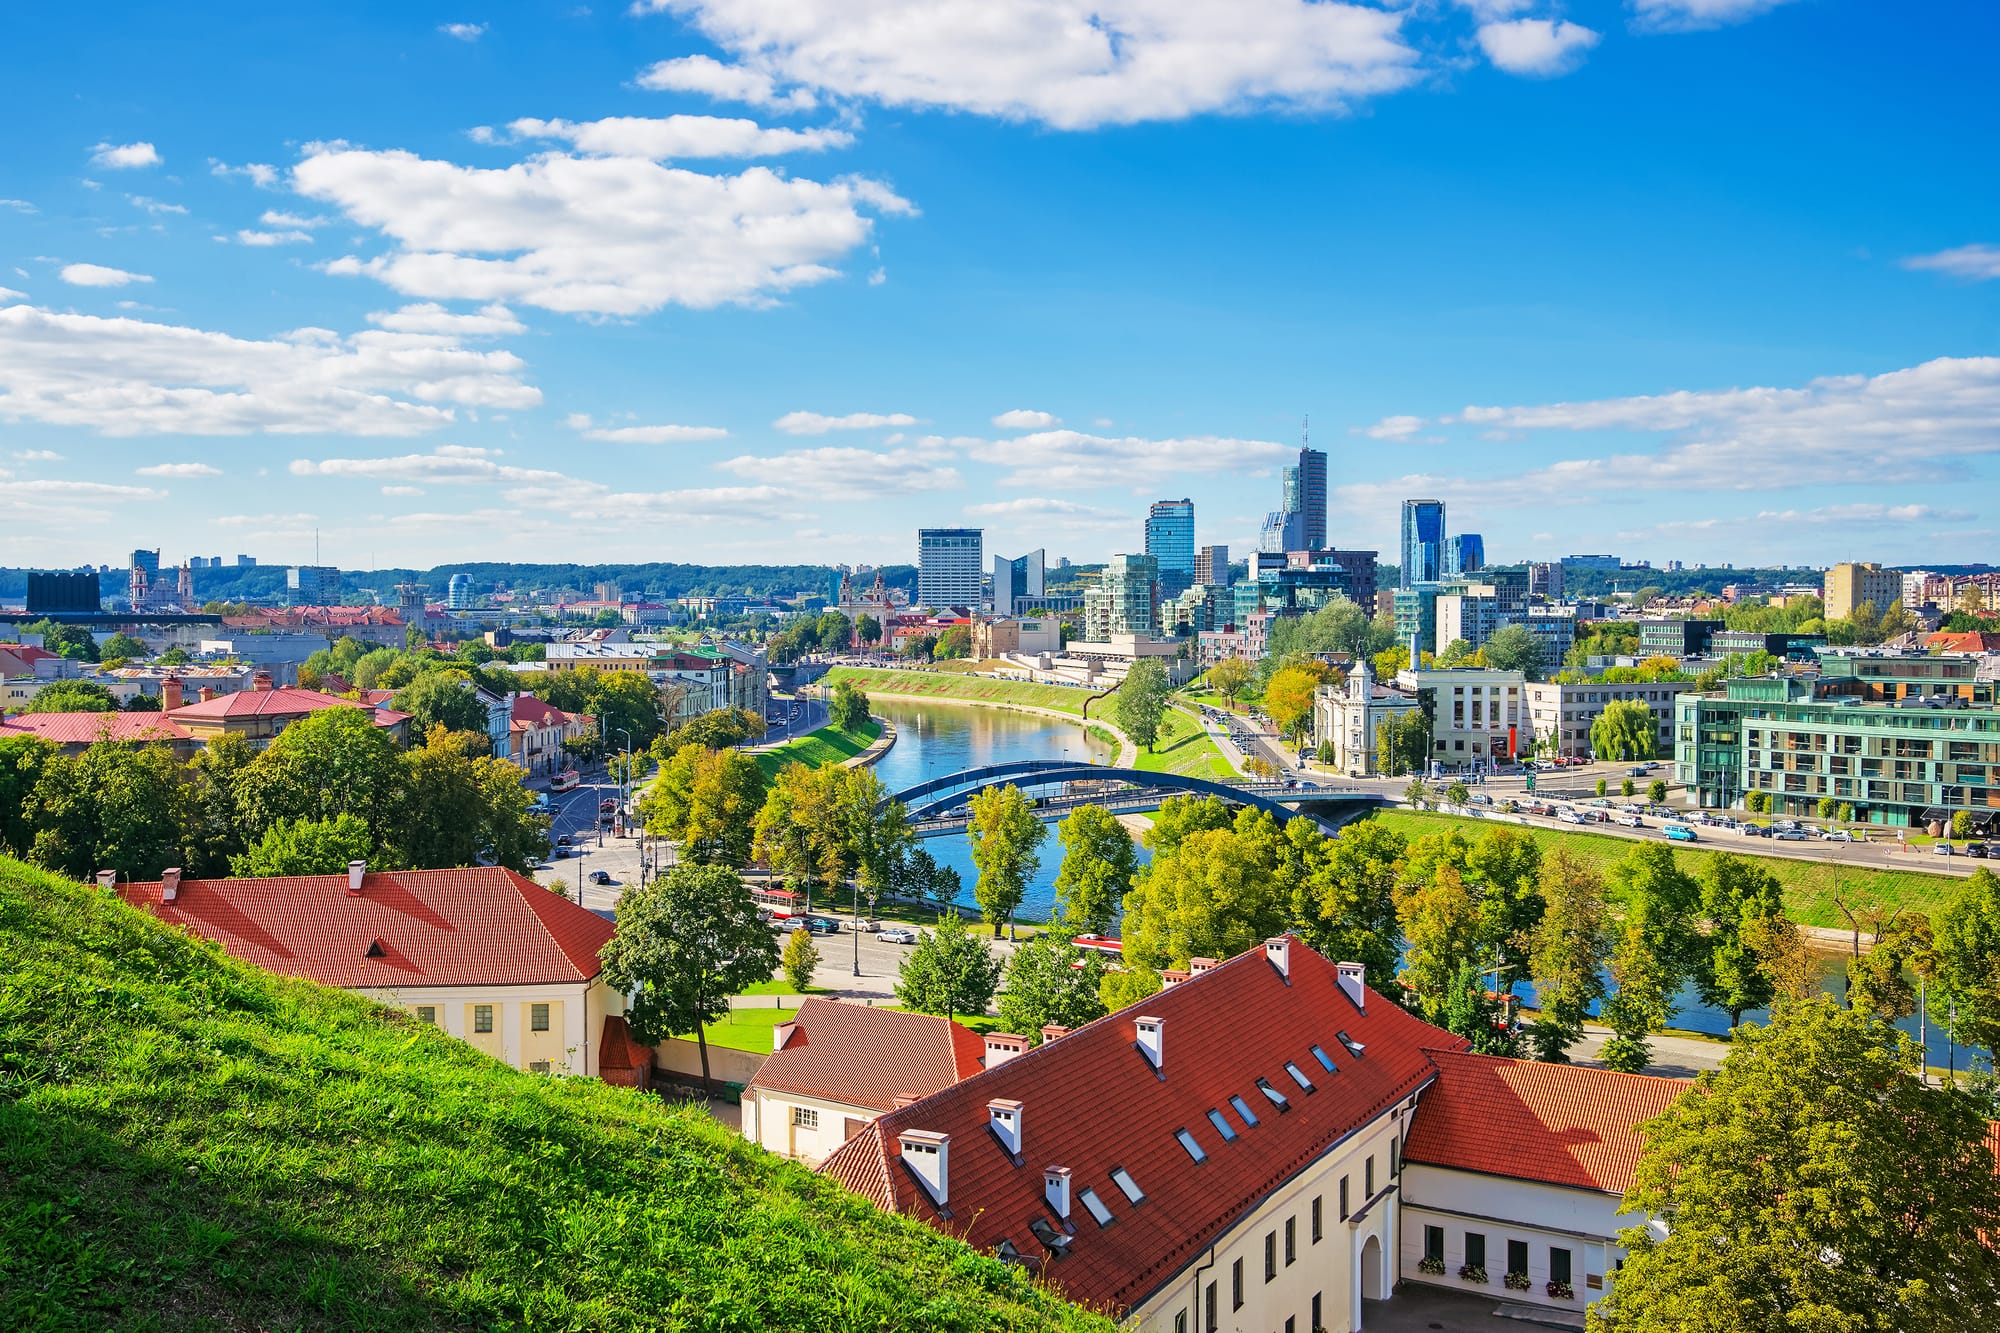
[1663,824,1698,843]
[1935,842,1957,856]
[1558,810,1586,825]
[587,869,612,885]
[1773,829,1809,841]
[1966,843,1989,860]
[879,927,919,945]
[556,833,572,846]
[551,845,568,859]
[1739,824,1771,838]
[806,916,841,935]
[1615,813,1644,828]
[1820,830,1854,843]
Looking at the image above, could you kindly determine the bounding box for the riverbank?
[825,683,1141,766]
[821,666,1102,716]
[1368,809,1967,932]
[750,719,883,777]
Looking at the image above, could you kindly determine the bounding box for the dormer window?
[1110,1167,1145,1204]
[1228,1095,1260,1127]
[1310,1044,1338,1073]
[1175,1128,1207,1163]
[1078,1187,1114,1227]
[1256,1077,1291,1112]
[1336,1030,1367,1058]
[1283,1061,1315,1092]
[996,1238,1028,1266]
[1205,1108,1238,1142]
[1027,1217,1070,1255]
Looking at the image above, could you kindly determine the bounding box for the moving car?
[878,927,919,945]
[1935,842,1956,856]
[556,833,572,846]
[1663,824,1698,843]
[806,916,841,935]
[1820,829,1854,843]
[1773,829,1809,841]
[587,869,612,885]
[1615,813,1644,829]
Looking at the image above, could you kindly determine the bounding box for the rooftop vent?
[985,1033,1028,1069]
[1336,961,1367,1011]
[160,867,183,903]
[347,860,367,895]
[1044,1165,1071,1219]
[1265,936,1291,982]
[988,1099,1024,1159]
[1134,1015,1163,1072]
[1160,969,1192,988]
[95,870,116,893]
[899,1130,950,1209]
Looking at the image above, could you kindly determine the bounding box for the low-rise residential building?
[1312,660,1421,776]
[1635,618,1721,658]
[118,863,636,1080]
[1397,667,1528,770]
[1523,677,1690,760]
[743,999,987,1166]
[166,676,413,748]
[974,617,1064,658]
[0,643,60,678]
[1711,629,1825,660]
[0,709,199,758]
[509,693,594,774]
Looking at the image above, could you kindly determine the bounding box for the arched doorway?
[1359,1234,1385,1300]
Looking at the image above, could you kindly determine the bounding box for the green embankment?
[752,719,882,777]
[1368,810,1968,930]
[1132,707,1237,781]
[822,666,1099,717]
[0,858,1111,1333]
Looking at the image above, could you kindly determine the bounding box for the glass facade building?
[1441,533,1484,579]
[1145,499,1197,599]
[916,528,984,610]
[1400,501,1445,588]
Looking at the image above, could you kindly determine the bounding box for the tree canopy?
[997,933,1108,1042]
[966,785,1046,936]
[1052,804,1137,933]
[19,680,120,714]
[1112,659,1171,751]
[1590,699,1658,762]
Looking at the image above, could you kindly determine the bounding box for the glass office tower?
[1400,500,1445,588]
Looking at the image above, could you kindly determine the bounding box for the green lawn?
[752,718,882,777]
[1132,706,1237,781]
[1368,810,1971,929]
[703,1003,800,1052]
[823,666,1102,717]
[0,856,1110,1333]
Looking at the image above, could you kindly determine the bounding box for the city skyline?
[1,2,1996,572]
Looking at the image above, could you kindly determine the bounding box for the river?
[874,696,1982,1071]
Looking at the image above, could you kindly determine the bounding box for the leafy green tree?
[1468,826,1546,950]
[1694,854,1786,1030]
[20,680,120,713]
[1589,699,1657,762]
[1845,909,1931,1024]
[895,909,1003,1024]
[26,740,184,880]
[842,767,914,904]
[1434,637,1475,669]
[1621,778,1635,797]
[0,734,56,857]
[1263,662,1324,747]
[233,706,409,855]
[1375,710,1429,776]
[854,613,882,646]
[350,647,400,690]
[1287,817,1405,985]
[967,784,1047,936]
[658,706,765,755]
[1599,843,1701,1071]
[1396,859,1491,1028]
[815,610,852,651]
[232,814,376,877]
[1442,955,1517,1055]
[1112,658,1171,751]
[645,743,768,865]
[1951,809,1974,840]
[1142,793,1233,857]
[1480,623,1546,679]
[1931,867,2000,1077]
[1592,998,2000,1333]
[752,761,845,910]
[391,670,491,738]
[393,726,547,871]
[1402,776,1429,809]
[828,677,871,732]
[1444,780,1470,807]
[1647,779,1668,804]
[1595,777,1609,798]
[1122,808,1293,971]
[1052,803,1137,933]
[780,926,819,993]
[1258,596,1384,677]
[1527,849,1610,1062]
[156,646,190,667]
[998,932,1108,1041]
[1745,789,1770,814]
[1817,794,1838,821]
[1206,655,1253,710]
[599,865,779,1086]
[122,693,161,712]
[933,624,971,659]
[27,621,98,661]
[892,844,963,910]
[178,732,253,876]
[98,632,149,660]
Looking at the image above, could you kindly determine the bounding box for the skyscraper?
[1082,553,1158,640]
[917,528,983,610]
[1295,446,1327,551]
[1195,544,1230,588]
[1442,533,1485,579]
[1400,500,1445,589]
[991,548,1046,616]
[1144,499,1196,598]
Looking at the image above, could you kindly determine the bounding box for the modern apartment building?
[917,528,984,610]
[1636,618,1721,658]
[1195,543,1231,588]
[991,548,1046,616]
[1432,572,1528,652]
[1675,652,2000,824]
[1824,562,1903,621]
[1144,500,1197,598]
[1393,586,1441,658]
[286,564,341,605]
[1311,549,1380,611]
[1082,553,1159,640]
[1400,501,1444,588]
[1524,677,1689,760]
[1292,446,1328,551]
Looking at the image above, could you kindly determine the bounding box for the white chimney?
[1265,936,1291,982]
[347,860,367,896]
[1337,962,1367,1011]
[985,1033,1028,1068]
[1189,957,1218,974]
[1044,1166,1072,1220]
[988,1099,1023,1157]
[95,870,116,893]
[1135,1015,1163,1071]
[160,868,182,903]
[1040,1024,1070,1044]
[899,1130,950,1207]
[1160,969,1191,988]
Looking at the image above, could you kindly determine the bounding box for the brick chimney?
[253,670,274,692]
[1189,956,1218,974]
[161,867,183,903]
[984,1033,1028,1069]
[892,1092,923,1109]
[160,676,184,711]
[1040,1024,1070,1044]
[347,860,366,895]
[198,685,217,702]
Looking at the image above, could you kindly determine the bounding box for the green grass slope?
[0,858,1110,1333]
[821,668,1097,717]
[751,719,883,778]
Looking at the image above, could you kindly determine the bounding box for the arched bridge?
[883,761,1386,836]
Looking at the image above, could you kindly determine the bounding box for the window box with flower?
[1456,1264,1487,1284]
[1546,1280,1575,1301]
[1503,1271,1531,1292]
[1416,1256,1446,1277]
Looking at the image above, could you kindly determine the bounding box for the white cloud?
[127,195,187,215]
[294,142,910,317]
[1358,414,1425,440]
[635,0,1422,129]
[1630,0,1802,33]
[60,263,153,287]
[289,446,564,486]
[1902,244,2000,282]
[567,413,729,443]
[440,22,487,40]
[964,496,1118,517]
[0,304,538,436]
[0,286,24,301]
[634,54,818,110]
[715,444,959,498]
[210,160,279,187]
[0,199,36,214]
[13,449,63,461]
[260,210,331,229]
[503,115,852,159]
[367,302,526,336]
[135,462,223,478]
[967,428,1296,489]
[90,142,160,169]
[381,485,426,496]
[1475,18,1600,77]
[773,409,920,435]
[1451,0,1537,17]
[992,408,1060,429]
[235,228,314,246]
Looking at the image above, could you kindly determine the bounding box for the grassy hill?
[0,857,1110,1333]
[751,719,882,778]
[821,667,1100,717]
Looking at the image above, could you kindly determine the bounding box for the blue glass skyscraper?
[1443,533,1484,579]
[1400,500,1445,588]
[1145,498,1197,598]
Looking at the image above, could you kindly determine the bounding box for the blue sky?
[1,0,1995,574]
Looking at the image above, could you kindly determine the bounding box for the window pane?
[530,1002,550,1032]
[1206,1108,1238,1141]
[1176,1128,1208,1163]
[1508,1239,1528,1275]
[1424,1225,1443,1263]
[1229,1095,1259,1127]
[1466,1233,1485,1269]
[1551,1247,1572,1285]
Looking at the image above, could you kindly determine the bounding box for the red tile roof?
[0,644,59,665]
[1926,631,2000,654]
[118,867,614,989]
[600,1015,652,1074]
[0,711,192,746]
[512,694,578,728]
[745,998,986,1113]
[167,686,409,727]
[819,939,1459,1314]
[1401,1049,1688,1196]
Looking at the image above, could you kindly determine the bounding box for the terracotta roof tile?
[819,940,1456,1314]
[0,711,192,745]
[1401,1049,1689,1195]
[118,867,614,989]
[166,686,409,727]
[600,1015,651,1073]
[745,999,985,1112]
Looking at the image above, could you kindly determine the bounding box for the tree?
[1207,655,1253,710]
[1527,850,1610,1062]
[1403,777,1429,809]
[780,926,820,993]
[1595,777,1608,798]
[1395,860,1491,1030]
[1589,699,1657,762]
[0,734,56,858]
[895,910,1003,1024]
[1287,817,1405,985]
[1444,780,1470,808]
[1951,809,1974,840]
[1263,662,1325,748]
[232,814,376,877]
[1142,793,1235,857]
[1434,637,1475,669]
[892,845,963,910]
[395,726,548,872]
[234,705,408,852]
[1052,803,1137,933]
[1442,955,1517,1055]
[392,670,491,738]
[967,784,1046,936]
[659,707,765,754]
[1845,909,1931,1024]
[27,621,97,661]
[815,610,853,652]
[1745,789,1770,814]
[1694,854,1785,1030]
[933,624,972,659]
[647,743,768,866]
[1480,624,1546,679]
[178,732,251,876]
[19,680,119,713]
[1112,659,1171,751]
[1931,867,2000,1079]
[123,693,161,712]
[1591,998,2000,1333]
[98,632,149,660]
[854,613,882,646]
[997,932,1108,1041]
[1121,809,1293,972]
[598,865,779,1088]
[25,740,185,880]
[1817,794,1838,821]
[752,762,847,910]
[828,677,872,732]
[1621,778,1635,797]
[1647,779,1668,804]
[1375,710,1429,777]
[1599,844,1701,1071]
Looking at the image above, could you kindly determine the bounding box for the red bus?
[549,769,582,793]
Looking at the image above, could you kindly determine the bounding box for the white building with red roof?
[164,675,411,748]
[118,863,637,1082]
[508,693,593,775]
